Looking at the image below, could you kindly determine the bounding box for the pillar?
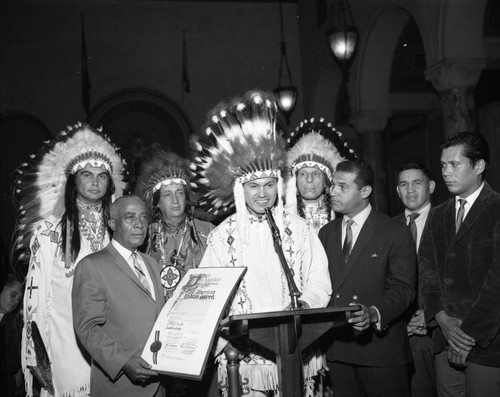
[425,59,484,137]
[352,110,391,214]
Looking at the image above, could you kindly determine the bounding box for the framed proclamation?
[141,267,246,379]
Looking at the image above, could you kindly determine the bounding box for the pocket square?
[371,253,378,258]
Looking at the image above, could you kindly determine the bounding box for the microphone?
[264,207,301,310]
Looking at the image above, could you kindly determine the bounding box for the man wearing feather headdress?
[284,118,357,395]
[134,145,214,302]
[12,123,126,397]
[285,118,357,234]
[192,90,332,397]
[134,146,217,397]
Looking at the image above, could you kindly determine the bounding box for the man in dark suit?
[73,195,165,397]
[319,160,416,397]
[420,132,500,397]
[395,163,436,397]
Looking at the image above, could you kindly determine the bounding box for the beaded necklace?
[76,199,105,253]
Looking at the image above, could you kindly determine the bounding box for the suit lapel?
[140,253,164,303]
[336,211,377,291]
[106,244,156,301]
[442,199,456,245]
[395,212,406,225]
[453,183,491,244]
[330,221,345,291]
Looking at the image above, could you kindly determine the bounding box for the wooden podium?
[219,305,359,397]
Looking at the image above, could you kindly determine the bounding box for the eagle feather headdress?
[285,117,357,214]
[191,90,286,216]
[134,145,196,214]
[11,123,126,270]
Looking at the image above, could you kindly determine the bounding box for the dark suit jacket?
[394,210,429,308]
[72,243,165,397]
[318,209,416,366]
[419,182,500,366]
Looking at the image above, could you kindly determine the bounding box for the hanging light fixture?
[274,0,298,125]
[326,0,359,125]
[326,0,359,67]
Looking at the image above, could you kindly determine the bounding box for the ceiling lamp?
[326,0,359,67]
[326,0,359,125]
[274,0,298,125]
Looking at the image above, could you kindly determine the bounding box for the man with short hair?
[395,162,436,397]
[319,159,416,397]
[72,195,165,397]
[420,132,500,397]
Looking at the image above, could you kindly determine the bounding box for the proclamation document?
[141,267,246,379]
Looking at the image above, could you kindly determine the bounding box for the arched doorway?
[89,89,193,190]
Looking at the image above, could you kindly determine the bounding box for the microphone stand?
[264,207,302,310]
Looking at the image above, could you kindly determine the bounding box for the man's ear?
[474,159,486,175]
[429,180,436,195]
[108,218,117,232]
[361,186,372,199]
[396,185,402,199]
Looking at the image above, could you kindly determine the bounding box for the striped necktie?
[131,252,151,296]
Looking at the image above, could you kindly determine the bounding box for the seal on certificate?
[150,330,162,364]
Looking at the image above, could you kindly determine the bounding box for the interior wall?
[478,101,500,193]
[0,0,304,259]
[0,0,303,136]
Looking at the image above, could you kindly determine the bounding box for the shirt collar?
[112,239,136,261]
[455,181,484,208]
[344,203,372,229]
[404,201,431,220]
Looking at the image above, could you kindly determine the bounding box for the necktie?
[407,213,420,245]
[342,219,354,263]
[455,198,467,233]
[131,252,151,296]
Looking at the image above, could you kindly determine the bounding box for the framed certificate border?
[141,267,246,379]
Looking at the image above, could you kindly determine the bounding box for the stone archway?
[88,89,194,190]
[89,89,193,155]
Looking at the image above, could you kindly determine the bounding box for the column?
[352,110,391,214]
[425,59,484,137]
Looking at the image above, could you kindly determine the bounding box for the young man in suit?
[395,163,436,397]
[318,159,416,397]
[419,132,500,397]
[72,196,165,397]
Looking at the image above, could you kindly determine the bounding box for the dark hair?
[440,132,490,171]
[1,272,23,292]
[336,160,374,189]
[398,162,433,182]
[61,171,115,263]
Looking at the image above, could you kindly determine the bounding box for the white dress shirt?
[112,239,156,301]
[405,201,431,251]
[341,204,382,329]
[456,181,484,220]
[342,203,372,249]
